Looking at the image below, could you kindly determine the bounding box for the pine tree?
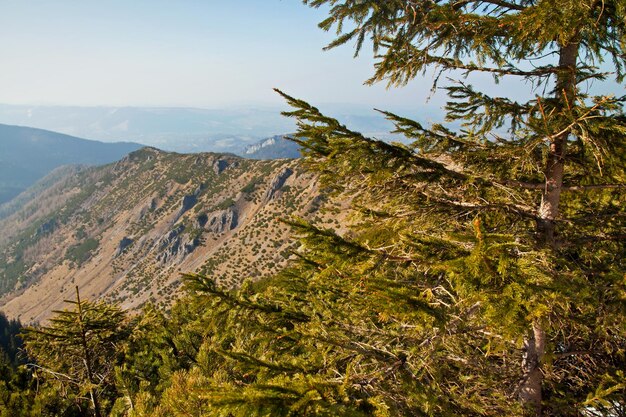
[286,0,625,413]
[134,1,626,415]
[22,287,130,417]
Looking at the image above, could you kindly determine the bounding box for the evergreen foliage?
[0,312,23,368]
[3,1,626,416]
[22,288,131,417]
[133,1,625,416]
[0,313,31,417]
[0,301,173,417]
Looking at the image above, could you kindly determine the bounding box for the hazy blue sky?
[0,0,448,111]
[1,1,620,113]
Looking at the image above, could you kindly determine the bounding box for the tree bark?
[520,41,579,415]
[519,323,546,415]
[536,41,579,248]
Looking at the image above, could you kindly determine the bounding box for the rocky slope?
[0,148,337,323]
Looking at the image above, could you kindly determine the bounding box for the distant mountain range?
[0,124,142,204]
[242,135,302,159]
[0,104,411,153]
[0,105,295,153]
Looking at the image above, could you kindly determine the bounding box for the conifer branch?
[561,183,626,192]
[565,233,626,245]
[500,180,626,192]
[27,364,77,384]
[413,189,539,220]
[452,0,526,11]
[183,273,311,322]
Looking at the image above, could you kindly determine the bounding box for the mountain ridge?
[0,147,342,323]
[242,135,302,159]
[0,123,142,205]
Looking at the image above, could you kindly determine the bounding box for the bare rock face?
[173,194,198,224]
[213,159,229,175]
[156,225,183,264]
[194,184,206,195]
[305,194,325,213]
[205,207,238,233]
[156,225,200,264]
[181,194,197,214]
[194,213,209,228]
[263,168,293,202]
[115,237,134,257]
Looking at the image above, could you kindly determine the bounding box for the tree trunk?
[520,41,579,415]
[75,287,102,417]
[536,41,579,248]
[519,323,546,415]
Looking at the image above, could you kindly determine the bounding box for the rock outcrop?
[115,237,134,257]
[180,194,197,215]
[263,168,293,202]
[213,159,229,174]
[205,207,238,233]
[194,213,209,228]
[156,225,200,264]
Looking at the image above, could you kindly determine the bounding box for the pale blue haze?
[1,1,620,116]
[0,0,443,111]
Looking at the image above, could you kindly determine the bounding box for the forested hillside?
[0,124,141,204]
